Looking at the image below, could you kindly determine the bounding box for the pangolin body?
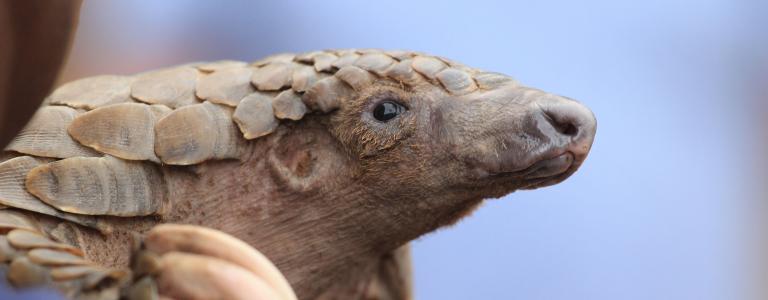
[0,49,517,299]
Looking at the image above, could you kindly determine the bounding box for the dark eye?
[372,101,406,122]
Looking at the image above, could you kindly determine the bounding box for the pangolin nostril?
[544,111,579,137]
[537,97,597,156]
[559,121,579,136]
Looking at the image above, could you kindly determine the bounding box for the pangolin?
[0,49,597,299]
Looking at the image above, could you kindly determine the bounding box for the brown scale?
[47,75,135,110]
[6,106,101,159]
[130,66,200,109]
[68,103,171,163]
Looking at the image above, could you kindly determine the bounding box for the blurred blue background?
[55,1,767,299]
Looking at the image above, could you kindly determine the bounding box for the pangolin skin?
[0,49,597,299]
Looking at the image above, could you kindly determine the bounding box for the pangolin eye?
[372,101,406,122]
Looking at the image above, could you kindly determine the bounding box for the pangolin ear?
[266,125,350,191]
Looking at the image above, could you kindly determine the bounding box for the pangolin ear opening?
[266,125,349,192]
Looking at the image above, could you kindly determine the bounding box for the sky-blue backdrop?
[42,1,768,299]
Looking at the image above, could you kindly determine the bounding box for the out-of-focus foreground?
[0,0,81,147]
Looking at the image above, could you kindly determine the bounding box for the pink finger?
[145,224,296,300]
[156,252,283,300]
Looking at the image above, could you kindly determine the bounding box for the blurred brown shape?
[0,0,82,147]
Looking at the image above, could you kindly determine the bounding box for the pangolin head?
[286,49,597,216]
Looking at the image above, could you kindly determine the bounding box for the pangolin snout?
[537,96,597,161]
[470,91,596,184]
[517,95,596,188]
[448,85,596,187]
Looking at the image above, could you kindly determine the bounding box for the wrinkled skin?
[69,68,596,299]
